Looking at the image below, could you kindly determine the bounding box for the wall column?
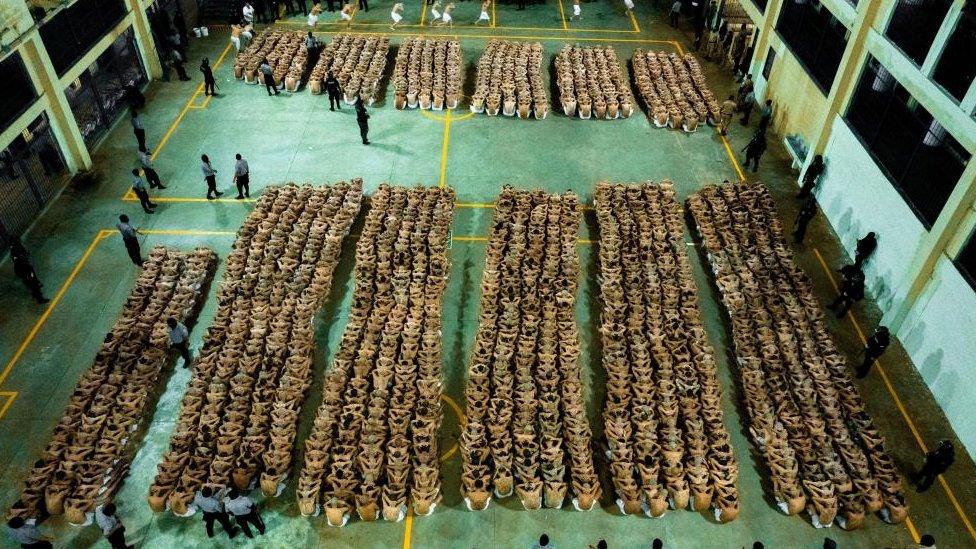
[748,0,784,83]
[802,0,891,174]
[888,164,976,331]
[20,33,92,173]
[127,0,163,79]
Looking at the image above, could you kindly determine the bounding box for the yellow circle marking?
[438,393,467,462]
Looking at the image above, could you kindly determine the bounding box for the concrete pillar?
[888,163,976,331]
[802,0,892,174]
[126,0,163,79]
[748,0,784,83]
[919,0,964,77]
[20,33,92,173]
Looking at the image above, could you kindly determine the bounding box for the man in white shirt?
[131,169,157,214]
[138,150,166,189]
[167,317,192,367]
[95,503,130,549]
[243,1,255,22]
[193,487,237,538]
[117,214,144,267]
[6,517,51,548]
[130,110,147,152]
[233,153,250,199]
[223,489,265,538]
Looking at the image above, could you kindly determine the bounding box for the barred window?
[845,57,971,228]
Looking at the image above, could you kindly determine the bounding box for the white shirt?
[193,492,222,513]
[139,151,153,169]
[7,524,43,545]
[117,222,137,239]
[223,495,254,516]
[201,162,217,177]
[234,158,249,177]
[243,4,254,21]
[168,322,189,345]
[95,508,121,535]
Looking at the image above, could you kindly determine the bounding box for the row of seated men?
[461,187,601,512]
[687,182,908,529]
[11,247,216,524]
[595,182,739,521]
[149,183,363,514]
[296,185,456,526]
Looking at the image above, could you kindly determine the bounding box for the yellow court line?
[629,9,640,32]
[494,24,636,33]
[420,0,427,26]
[311,26,683,46]
[0,229,237,388]
[455,202,496,208]
[439,108,452,188]
[812,248,976,543]
[0,230,110,386]
[402,508,414,549]
[438,393,467,463]
[719,132,747,182]
[557,0,568,30]
[125,195,258,204]
[148,41,233,165]
[0,391,18,421]
[142,229,238,236]
[491,0,495,27]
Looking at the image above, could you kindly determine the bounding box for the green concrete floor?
[2,4,975,548]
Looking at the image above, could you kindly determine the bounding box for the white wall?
[898,257,976,452]
[818,116,929,317]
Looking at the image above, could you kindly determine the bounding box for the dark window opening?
[845,56,971,228]
[0,53,38,134]
[885,0,952,66]
[956,232,976,291]
[775,0,849,93]
[932,3,976,101]
[39,0,128,76]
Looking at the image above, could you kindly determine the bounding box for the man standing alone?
[234,153,250,199]
[719,94,736,136]
[10,240,48,304]
[913,440,955,492]
[117,215,144,267]
[325,71,342,110]
[131,110,147,152]
[357,100,371,145]
[95,503,131,549]
[131,169,157,214]
[167,317,192,367]
[669,0,681,27]
[260,59,279,96]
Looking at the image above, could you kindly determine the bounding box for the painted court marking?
[0,229,235,416]
[812,248,976,544]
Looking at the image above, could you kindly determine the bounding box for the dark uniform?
[325,74,342,110]
[10,243,47,304]
[913,441,954,492]
[857,326,889,378]
[828,265,865,318]
[200,61,217,96]
[742,132,767,172]
[356,103,370,145]
[792,196,816,244]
